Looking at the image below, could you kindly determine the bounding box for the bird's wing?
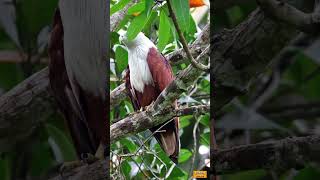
[125,68,141,110]
[48,9,98,156]
[58,0,108,154]
[147,47,180,163]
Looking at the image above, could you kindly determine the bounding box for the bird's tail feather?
[150,117,180,164]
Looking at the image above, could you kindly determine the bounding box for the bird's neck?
[128,45,155,93]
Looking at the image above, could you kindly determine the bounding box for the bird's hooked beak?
[118,29,128,45]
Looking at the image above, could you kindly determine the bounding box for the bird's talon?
[81,153,98,164]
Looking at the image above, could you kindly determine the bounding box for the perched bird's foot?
[81,153,99,164]
[146,101,155,111]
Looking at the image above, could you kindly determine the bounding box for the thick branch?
[111,105,209,123]
[261,101,320,120]
[212,135,320,174]
[0,50,48,63]
[257,0,320,34]
[49,160,108,180]
[0,68,56,152]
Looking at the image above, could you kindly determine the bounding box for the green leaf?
[124,101,134,113]
[121,161,132,179]
[170,0,190,33]
[142,10,158,36]
[126,13,149,40]
[115,45,128,73]
[157,10,171,52]
[167,165,188,179]
[226,6,244,26]
[127,1,145,15]
[200,132,210,146]
[110,0,131,15]
[46,124,77,161]
[144,0,154,16]
[179,115,193,129]
[184,13,197,41]
[199,114,210,127]
[29,141,55,176]
[178,149,192,163]
[114,15,130,32]
[111,32,120,47]
[120,138,137,153]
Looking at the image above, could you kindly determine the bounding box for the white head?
[119,31,156,50]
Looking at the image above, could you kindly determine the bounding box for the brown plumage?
[125,47,180,163]
[48,8,107,158]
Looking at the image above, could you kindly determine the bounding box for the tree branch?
[111,105,209,124]
[48,160,108,180]
[260,101,320,120]
[0,50,48,63]
[257,0,320,34]
[0,68,56,152]
[211,135,320,174]
[166,0,210,71]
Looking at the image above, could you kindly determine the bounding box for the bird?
[119,32,180,163]
[48,0,107,163]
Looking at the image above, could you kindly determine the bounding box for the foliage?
[110,0,209,179]
[214,1,320,179]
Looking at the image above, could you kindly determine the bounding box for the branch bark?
[212,8,299,111]
[111,105,209,124]
[48,160,108,180]
[257,0,320,34]
[211,135,320,174]
[0,50,48,63]
[0,68,56,152]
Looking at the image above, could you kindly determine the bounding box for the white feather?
[120,32,156,93]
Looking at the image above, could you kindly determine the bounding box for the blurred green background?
[214,1,320,180]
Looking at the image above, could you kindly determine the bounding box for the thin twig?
[166,0,210,71]
[188,115,201,179]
